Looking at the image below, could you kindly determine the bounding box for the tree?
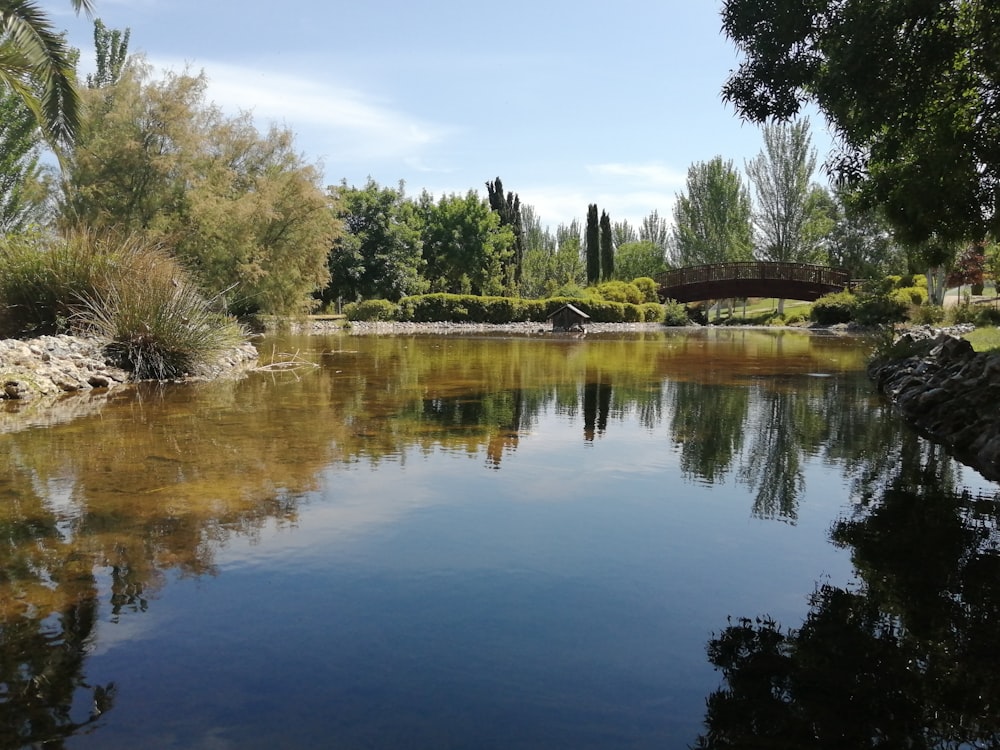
[612,219,637,249]
[599,209,613,281]
[721,0,1000,248]
[746,119,827,313]
[0,87,46,231]
[485,176,524,287]
[419,190,515,296]
[639,209,669,251]
[613,240,667,281]
[325,178,425,303]
[825,188,907,280]
[85,18,129,89]
[61,64,336,314]
[669,156,753,267]
[585,203,600,284]
[0,0,94,149]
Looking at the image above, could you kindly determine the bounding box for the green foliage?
[0,89,46,232]
[948,302,979,326]
[593,280,643,305]
[419,190,515,296]
[909,304,946,326]
[585,204,600,285]
[325,179,426,303]
[825,188,908,279]
[890,286,927,307]
[661,299,689,326]
[670,156,753,266]
[0,0,92,149]
[0,229,115,336]
[722,0,999,247]
[614,242,667,281]
[810,291,858,325]
[0,229,244,378]
[854,294,909,326]
[86,19,130,89]
[632,277,660,303]
[746,119,827,265]
[395,293,653,324]
[343,299,399,322]
[61,66,335,316]
[485,177,524,286]
[599,210,614,280]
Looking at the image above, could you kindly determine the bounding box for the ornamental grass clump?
[71,237,245,380]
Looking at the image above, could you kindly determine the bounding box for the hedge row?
[346,294,668,324]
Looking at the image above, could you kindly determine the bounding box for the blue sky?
[45,0,833,230]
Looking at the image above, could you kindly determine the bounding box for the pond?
[1,328,998,749]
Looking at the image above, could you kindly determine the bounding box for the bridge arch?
[656,261,850,303]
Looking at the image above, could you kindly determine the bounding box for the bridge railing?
[657,261,850,289]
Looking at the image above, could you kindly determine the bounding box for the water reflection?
[696,434,1000,748]
[0,328,989,747]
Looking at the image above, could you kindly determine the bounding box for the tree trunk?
[926,267,947,306]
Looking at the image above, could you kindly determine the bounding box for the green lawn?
[963,327,1000,353]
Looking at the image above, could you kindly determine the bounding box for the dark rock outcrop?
[868,327,1000,481]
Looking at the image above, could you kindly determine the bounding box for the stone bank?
[1,334,258,403]
[868,326,1000,481]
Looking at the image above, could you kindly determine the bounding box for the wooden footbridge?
[656,261,850,303]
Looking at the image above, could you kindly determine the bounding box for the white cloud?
[587,162,686,189]
[150,58,455,163]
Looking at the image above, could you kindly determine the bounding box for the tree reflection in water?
[696,437,1000,749]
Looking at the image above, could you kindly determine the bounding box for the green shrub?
[855,293,909,325]
[0,229,120,337]
[632,277,660,303]
[783,309,808,325]
[661,300,689,326]
[891,286,927,306]
[975,306,1000,326]
[343,299,398,321]
[909,304,946,325]
[594,280,644,305]
[949,302,978,325]
[810,291,858,324]
[640,303,666,323]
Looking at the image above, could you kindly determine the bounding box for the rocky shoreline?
[868,325,1000,481]
[0,334,258,405]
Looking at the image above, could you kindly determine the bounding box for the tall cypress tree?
[599,210,613,280]
[585,203,600,285]
[485,176,524,289]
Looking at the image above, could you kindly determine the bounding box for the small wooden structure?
[548,303,590,332]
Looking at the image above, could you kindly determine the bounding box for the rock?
[870,330,1000,481]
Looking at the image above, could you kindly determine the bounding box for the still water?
[1,328,998,749]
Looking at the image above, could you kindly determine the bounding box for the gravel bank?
[1,334,258,404]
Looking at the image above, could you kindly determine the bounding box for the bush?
[640,303,666,323]
[975,306,1000,326]
[810,291,858,324]
[661,300,689,326]
[909,304,946,325]
[632,277,660,303]
[891,286,927,306]
[594,280,644,305]
[0,229,119,337]
[855,293,909,325]
[343,299,399,321]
